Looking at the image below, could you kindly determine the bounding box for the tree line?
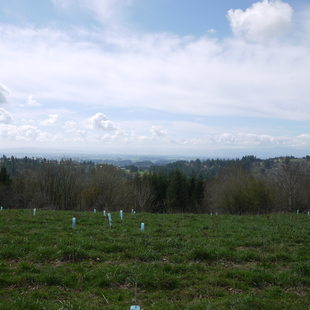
[0,155,309,214]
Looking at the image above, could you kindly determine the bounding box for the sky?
[0,0,309,158]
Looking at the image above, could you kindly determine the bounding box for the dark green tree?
[167,170,189,212]
[0,166,11,186]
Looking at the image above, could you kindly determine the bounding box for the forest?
[0,155,309,215]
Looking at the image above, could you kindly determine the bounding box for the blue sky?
[0,0,309,157]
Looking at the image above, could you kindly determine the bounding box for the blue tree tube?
[108,213,112,228]
[140,222,145,232]
[94,208,97,213]
[120,210,123,220]
[103,210,106,216]
[130,306,140,310]
[0,206,3,211]
[131,209,134,214]
[72,217,76,229]
[33,208,37,216]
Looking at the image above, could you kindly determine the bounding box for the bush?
[211,168,274,214]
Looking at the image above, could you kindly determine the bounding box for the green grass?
[0,210,309,309]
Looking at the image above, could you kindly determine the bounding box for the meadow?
[0,210,309,309]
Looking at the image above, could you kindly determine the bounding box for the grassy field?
[0,210,309,309]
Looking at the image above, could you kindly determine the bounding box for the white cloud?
[0,83,9,104]
[53,0,133,27]
[227,0,293,42]
[1,24,309,122]
[0,23,309,122]
[186,132,310,149]
[41,114,59,126]
[0,124,51,141]
[0,108,13,124]
[64,120,77,132]
[63,121,88,141]
[27,95,41,107]
[21,118,35,125]
[150,126,168,138]
[88,113,118,131]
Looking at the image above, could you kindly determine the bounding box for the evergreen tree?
[167,170,189,212]
[0,166,11,186]
[149,173,168,213]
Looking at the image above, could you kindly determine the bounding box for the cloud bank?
[1,24,309,121]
